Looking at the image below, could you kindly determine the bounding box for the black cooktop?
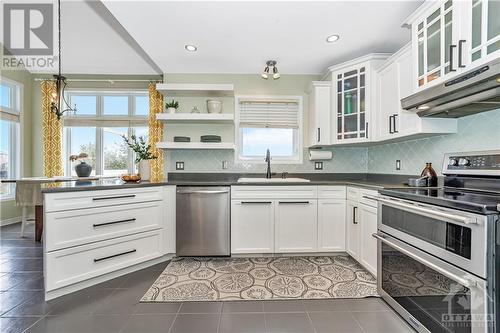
[379,187,500,214]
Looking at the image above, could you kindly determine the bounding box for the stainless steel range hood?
[401,58,500,118]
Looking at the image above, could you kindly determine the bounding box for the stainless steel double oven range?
[370,150,500,333]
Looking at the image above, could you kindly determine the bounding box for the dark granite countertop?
[40,173,422,193]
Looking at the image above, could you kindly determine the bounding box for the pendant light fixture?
[50,0,76,120]
[261,60,280,80]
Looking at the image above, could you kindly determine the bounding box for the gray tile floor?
[1,223,414,333]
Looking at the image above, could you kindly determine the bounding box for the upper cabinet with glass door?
[328,55,388,144]
[405,0,500,90]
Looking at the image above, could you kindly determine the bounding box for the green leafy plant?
[122,135,157,163]
[165,100,179,109]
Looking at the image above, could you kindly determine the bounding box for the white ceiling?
[103,0,423,75]
[29,1,160,74]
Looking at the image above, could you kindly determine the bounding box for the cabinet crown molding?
[401,0,439,26]
[322,53,391,79]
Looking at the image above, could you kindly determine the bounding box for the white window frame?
[0,76,23,202]
[63,89,149,176]
[234,95,303,165]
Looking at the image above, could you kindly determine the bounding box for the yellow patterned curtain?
[148,82,164,182]
[41,80,63,178]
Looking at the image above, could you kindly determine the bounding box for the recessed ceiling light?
[326,34,340,43]
[184,44,197,52]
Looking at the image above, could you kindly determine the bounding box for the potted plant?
[122,135,157,181]
[165,100,179,114]
[69,153,92,177]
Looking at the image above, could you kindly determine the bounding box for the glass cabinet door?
[470,0,500,63]
[415,0,454,87]
[336,67,366,141]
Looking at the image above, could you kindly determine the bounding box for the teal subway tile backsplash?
[367,109,500,175]
[164,109,500,176]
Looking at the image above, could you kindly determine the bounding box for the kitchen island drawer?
[44,187,163,212]
[45,202,163,251]
[45,230,162,292]
[358,188,378,207]
[317,186,346,199]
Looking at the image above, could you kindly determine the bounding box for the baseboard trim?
[0,215,35,227]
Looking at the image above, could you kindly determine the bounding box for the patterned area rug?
[141,255,378,302]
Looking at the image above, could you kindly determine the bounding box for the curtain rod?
[33,78,162,83]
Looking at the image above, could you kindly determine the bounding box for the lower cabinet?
[345,200,360,260]
[317,199,346,252]
[275,200,318,253]
[231,200,274,253]
[359,203,378,276]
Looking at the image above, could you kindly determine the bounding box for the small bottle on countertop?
[421,162,438,187]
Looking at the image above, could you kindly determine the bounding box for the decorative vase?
[75,161,92,177]
[207,100,222,113]
[138,160,151,181]
[167,107,177,114]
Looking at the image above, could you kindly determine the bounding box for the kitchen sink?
[237,177,310,183]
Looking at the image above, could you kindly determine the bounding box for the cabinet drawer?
[231,186,317,199]
[317,186,346,199]
[44,187,163,212]
[346,187,359,201]
[358,188,379,208]
[45,230,162,292]
[45,202,164,252]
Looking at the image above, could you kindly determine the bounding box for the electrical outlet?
[176,161,184,170]
[396,160,401,171]
[222,161,228,169]
[315,161,323,170]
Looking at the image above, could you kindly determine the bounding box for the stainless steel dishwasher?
[176,186,230,256]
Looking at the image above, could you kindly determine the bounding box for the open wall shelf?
[155,83,234,97]
[156,113,234,123]
[156,142,236,150]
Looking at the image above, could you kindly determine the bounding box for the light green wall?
[1,68,34,221]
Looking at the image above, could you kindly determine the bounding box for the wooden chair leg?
[35,205,43,242]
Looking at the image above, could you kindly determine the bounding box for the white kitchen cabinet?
[359,204,378,276]
[329,54,389,144]
[231,200,275,254]
[405,0,500,90]
[308,81,332,147]
[375,44,457,141]
[317,199,346,252]
[345,199,360,260]
[275,200,318,253]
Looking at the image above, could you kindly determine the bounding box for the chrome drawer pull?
[278,201,310,204]
[94,249,137,263]
[93,218,136,228]
[177,190,229,194]
[241,201,272,204]
[363,195,477,225]
[372,233,476,288]
[92,195,136,201]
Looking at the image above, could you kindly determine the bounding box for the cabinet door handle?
[317,128,321,142]
[389,116,394,134]
[241,201,272,204]
[449,44,457,72]
[92,195,136,201]
[365,122,369,139]
[94,249,136,263]
[279,201,310,204]
[353,206,358,224]
[93,218,136,228]
[458,40,466,68]
[393,114,398,133]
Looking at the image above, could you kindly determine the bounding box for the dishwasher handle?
[177,190,229,194]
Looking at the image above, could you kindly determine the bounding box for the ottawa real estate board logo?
[2,2,56,70]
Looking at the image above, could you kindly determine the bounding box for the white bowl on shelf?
[207,100,222,113]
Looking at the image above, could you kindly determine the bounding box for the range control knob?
[448,158,459,166]
[458,158,471,166]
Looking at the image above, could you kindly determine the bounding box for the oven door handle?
[363,195,477,225]
[372,233,477,288]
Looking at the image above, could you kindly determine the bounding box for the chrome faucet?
[265,149,272,179]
